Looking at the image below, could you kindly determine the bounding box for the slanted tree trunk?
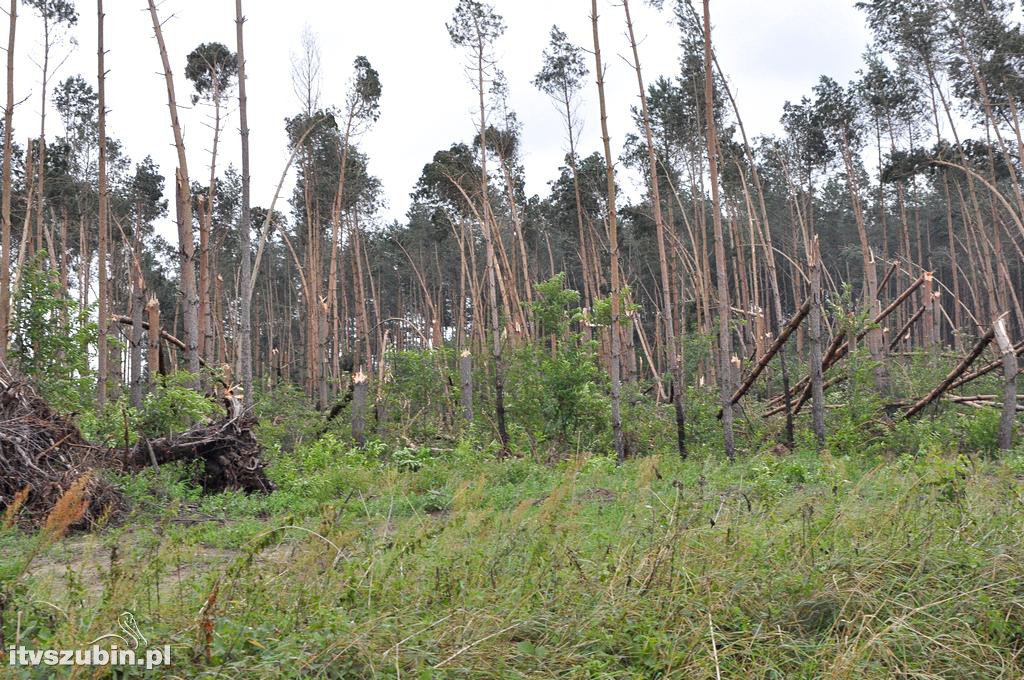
[702,0,735,461]
[994,316,1018,451]
[906,327,995,418]
[147,0,200,383]
[591,0,625,464]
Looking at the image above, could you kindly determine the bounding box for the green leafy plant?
[9,252,96,414]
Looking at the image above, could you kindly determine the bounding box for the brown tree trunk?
[146,297,162,386]
[130,259,145,408]
[96,0,109,406]
[352,370,368,447]
[623,0,685,456]
[459,349,473,424]
[592,0,625,463]
[808,240,825,448]
[235,0,253,408]
[0,0,14,360]
[994,316,1018,451]
[702,0,735,460]
[147,0,200,383]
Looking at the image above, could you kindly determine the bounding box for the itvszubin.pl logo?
[7,612,171,670]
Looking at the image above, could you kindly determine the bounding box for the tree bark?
[808,240,825,448]
[147,0,200,383]
[0,0,15,360]
[623,0,685,456]
[130,260,145,408]
[592,0,625,464]
[235,0,253,409]
[702,0,735,460]
[459,349,473,423]
[96,0,109,406]
[994,316,1018,451]
[352,370,367,447]
[146,297,161,386]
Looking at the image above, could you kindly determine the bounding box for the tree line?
[0,0,1021,456]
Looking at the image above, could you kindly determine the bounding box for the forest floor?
[5,435,1024,678]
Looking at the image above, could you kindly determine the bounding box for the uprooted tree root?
[0,364,272,531]
[121,416,274,494]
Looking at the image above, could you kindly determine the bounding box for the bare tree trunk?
[96,0,109,406]
[591,0,625,463]
[352,370,367,446]
[0,0,15,360]
[808,239,825,448]
[34,12,51,274]
[623,0,684,456]
[459,349,473,424]
[146,297,161,387]
[235,0,253,409]
[994,316,1018,451]
[130,260,145,408]
[197,198,210,361]
[702,0,735,460]
[147,0,200,383]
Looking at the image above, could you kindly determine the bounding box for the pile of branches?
[0,365,125,529]
[0,362,273,530]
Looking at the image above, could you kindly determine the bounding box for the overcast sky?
[7,0,870,235]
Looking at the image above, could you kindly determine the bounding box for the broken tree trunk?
[993,315,1018,450]
[787,274,928,416]
[111,315,209,370]
[720,299,810,417]
[889,304,926,351]
[459,350,473,424]
[146,298,162,386]
[808,244,825,448]
[948,340,1024,392]
[905,326,996,418]
[352,370,368,447]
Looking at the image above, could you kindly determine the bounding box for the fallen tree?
[120,412,273,494]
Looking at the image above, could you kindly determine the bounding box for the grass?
[4,432,1024,677]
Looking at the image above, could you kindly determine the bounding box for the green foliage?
[530,272,581,339]
[253,381,324,453]
[507,275,612,457]
[506,341,608,457]
[138,372,220,438]
[378,348,456,442]
[591,284,640,327]
[10,252,95,414]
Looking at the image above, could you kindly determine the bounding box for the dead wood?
[0,362,124,528]
[905,326,996,418]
